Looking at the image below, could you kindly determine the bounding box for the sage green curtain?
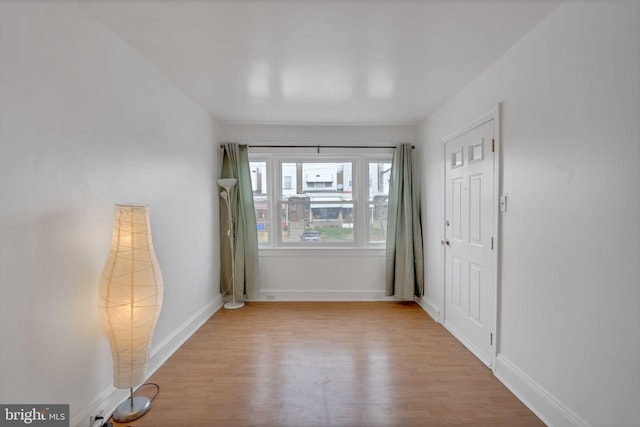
[219,143,259,301]
[385,143,424,300]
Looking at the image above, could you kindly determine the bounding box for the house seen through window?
[250,152,391,248]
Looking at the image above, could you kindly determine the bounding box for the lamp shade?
[98,204,163,389]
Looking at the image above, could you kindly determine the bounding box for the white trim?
[494,355,592,427]
[491,104,502,367]
[440,104,501,370]
[441,109,497,144]
[71,384,128,427]
[71,296,223,427]
[443,319,492,367]
[250,151,394,250]
[415,296,441,322]
[148,296,223,374]
[418,291,590,426]
[255,289,396,302]
[259,248,385,258]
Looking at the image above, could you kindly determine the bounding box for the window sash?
[249,151,392,249]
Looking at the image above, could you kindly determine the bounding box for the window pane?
[250,161,269,244]
[368,161,391,244]
[280,162,353,244]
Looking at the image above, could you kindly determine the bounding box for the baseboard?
[71,384,130,427]
[413,298,590,427]
[147,295,223,375]
[415,296,441,322]
[494,354,591,427]
[71,295,223,427]
[73,296,590,427]
[255,289,397,301]
[442,319,492,367]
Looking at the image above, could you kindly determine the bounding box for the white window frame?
[249,147,393,249]
[248,156,270,245]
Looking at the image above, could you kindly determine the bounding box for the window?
[283,176,292,190]
[281,161,354,244]
[368,160,392,244]
[249,150,392,248]
[249,160,269,244]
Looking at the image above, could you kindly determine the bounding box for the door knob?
[441,239,450,246]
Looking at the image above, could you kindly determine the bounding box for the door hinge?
[491,237,494,250]
[490,333,493,346]
[492,138,495,152]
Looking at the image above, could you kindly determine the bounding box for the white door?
[443,117,496,367]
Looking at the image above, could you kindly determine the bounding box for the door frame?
[441,103,501,370]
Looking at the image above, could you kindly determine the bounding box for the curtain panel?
[219,143,259,301]
[385,143,425,300]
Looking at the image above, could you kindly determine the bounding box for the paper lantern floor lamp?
[218,178,244,310]
[99,204,164,422]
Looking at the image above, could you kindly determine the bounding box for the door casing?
[441,104,501,370]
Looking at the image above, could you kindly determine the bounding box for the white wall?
[420,2,639,426]
[220,123,417,300]
[0,2,220,426]
[220,123,418,144]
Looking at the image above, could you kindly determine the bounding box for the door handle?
[441,239,450,246]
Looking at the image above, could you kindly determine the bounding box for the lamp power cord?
[93,383,160,427]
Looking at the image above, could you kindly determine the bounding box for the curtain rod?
[219,144,414,149]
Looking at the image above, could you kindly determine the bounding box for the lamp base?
[224,301,245,310]
[112,396,152,423]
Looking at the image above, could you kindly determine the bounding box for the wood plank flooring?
[113,302,543,427]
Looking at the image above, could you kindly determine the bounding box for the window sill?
[258,247,386,257]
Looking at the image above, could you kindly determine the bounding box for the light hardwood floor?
[113,302,543,427]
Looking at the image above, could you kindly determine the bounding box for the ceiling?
[85,0,561,125]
